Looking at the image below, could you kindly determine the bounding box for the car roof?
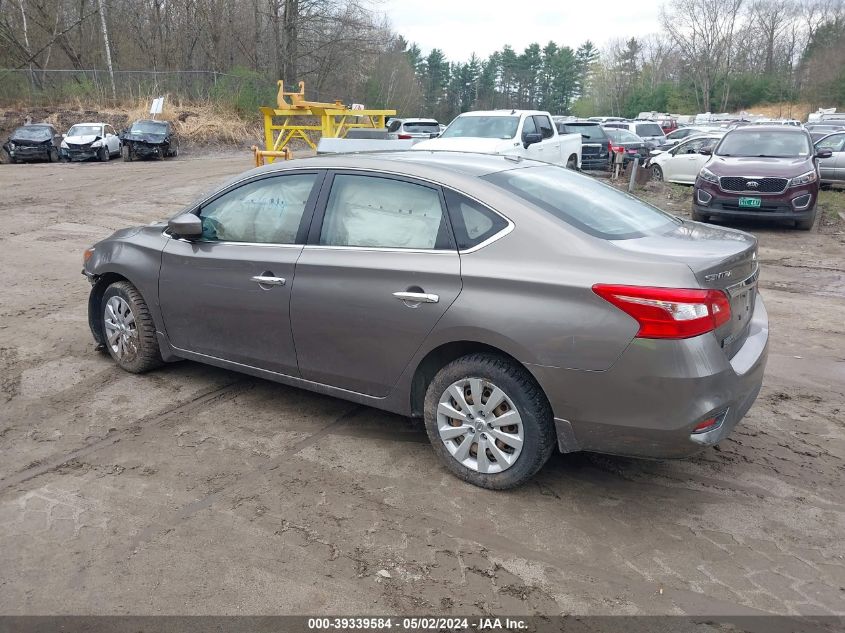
[728,124,807,134]
[457,110,547,117]
[71,122,106,126]
[134,118,168,124]
[398,118,438,123]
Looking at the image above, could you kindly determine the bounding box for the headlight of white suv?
[60,141,68,148]
[698,166,719,184]
[789,170,817,187]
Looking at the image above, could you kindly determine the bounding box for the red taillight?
[693,417,719,434]
[611,145,625,154]
[592,285,731,339]
[608,140,613,153]
[398,133,412,139]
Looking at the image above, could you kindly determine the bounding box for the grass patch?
[817,188,845,221]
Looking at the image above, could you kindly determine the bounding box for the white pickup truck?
[413,110,582,168]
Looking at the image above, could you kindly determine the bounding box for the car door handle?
[393,291,439,304]
[251,275,286,286]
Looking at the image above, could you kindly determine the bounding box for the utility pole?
[96,0,117,101]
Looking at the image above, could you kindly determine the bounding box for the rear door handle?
[393,291,439,304]
[251,275,286,286]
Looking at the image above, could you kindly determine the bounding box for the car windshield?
[606,129,641,143]
[484,165,678,240]
[564,124,605,140]
[12,126,52,141]
[440,116,519,139]
[635,123,664,137]
[68,125,103,137]
[403,122,440,134]
[716,130,811,157]
[130,120,167,134]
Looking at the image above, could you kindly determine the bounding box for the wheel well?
[88,272,129,345]
[409,341,546,417]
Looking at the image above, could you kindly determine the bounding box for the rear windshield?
[440,116,519,139]
[484,165,678,240]
[403,122,440,133]
[606,129,640,143]
[563,124,605,140]
[635,123,664,137]
[716,130,811,157]
[12,126,52,140]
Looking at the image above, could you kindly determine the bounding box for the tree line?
[1,0,844,120]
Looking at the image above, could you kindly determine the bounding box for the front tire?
[101,281,162,373]
[651,165,664,181]
[49,148,59,163]
[423,353,555,489]
[122,145,133,161]
[566,155,578,170]
[98,146,109,162]
[796,210,816,231]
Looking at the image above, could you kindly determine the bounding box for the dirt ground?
[0,154,843,621]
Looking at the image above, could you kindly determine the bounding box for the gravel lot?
[0,155,843,619]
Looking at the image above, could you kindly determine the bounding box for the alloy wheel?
[103,296,139,361]
[436,378,524,474]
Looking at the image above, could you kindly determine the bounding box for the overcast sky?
[381,0,663,61]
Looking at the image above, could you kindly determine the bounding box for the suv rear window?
[635,123,664,137]
[563,124,606,140]
[403,122,440,134]
[484,166,678,240]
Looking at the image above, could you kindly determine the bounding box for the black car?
[3,124,62,163]
[556,121,610,170]
[121,119,179,161]
[605,128,649,165]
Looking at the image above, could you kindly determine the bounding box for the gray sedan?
[82,152,768,489]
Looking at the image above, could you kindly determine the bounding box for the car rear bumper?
[529,295,769,458]
[581,156,611,170]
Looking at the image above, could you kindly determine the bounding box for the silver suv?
[603,121,667,148]
[386,118,441,140]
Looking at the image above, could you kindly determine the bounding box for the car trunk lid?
[611,221,758,358]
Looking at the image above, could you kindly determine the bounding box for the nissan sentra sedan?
[82,152,768,489]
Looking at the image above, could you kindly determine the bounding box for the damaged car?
[121,119,179,161]
[3,124,62,163]
[60,122,122,162]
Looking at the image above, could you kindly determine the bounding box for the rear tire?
[101,281,163,373]
[423,353,555,489]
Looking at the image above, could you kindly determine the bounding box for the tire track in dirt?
[0,380,251,493]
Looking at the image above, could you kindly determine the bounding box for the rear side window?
[484,165,678,240]
[387,120,402,133]
[534,116,554,139]
[320,175,451,249]
[443,189,508,250]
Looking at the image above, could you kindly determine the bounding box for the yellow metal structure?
[260,81,396,160]
[251,145,292,166]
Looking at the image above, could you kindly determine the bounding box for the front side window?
[320,175,450,250]
[816,133,845,152]
[521,116,537,140]
[484,165,679,240]
[444,190,508,250]
[199,174,317,243]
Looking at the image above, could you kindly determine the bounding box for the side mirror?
[523,132,542,148]
[61,133,67,139]
[815,148,833,159]
[168,213,203,239]
[698,146,713,156]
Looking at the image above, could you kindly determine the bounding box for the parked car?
[658,126,722,150]
[414,110,582,169]
[82,152,767,489]
[2,124,62,163]
[648,134,723,184]
[555,120,610,170]
[605,128,648,165]
[692,125,832,229]
[814,131,845,187]
[61,122,121,162]
[386,118,441,140]
[805,123,845,143]
[121,119,179,161]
